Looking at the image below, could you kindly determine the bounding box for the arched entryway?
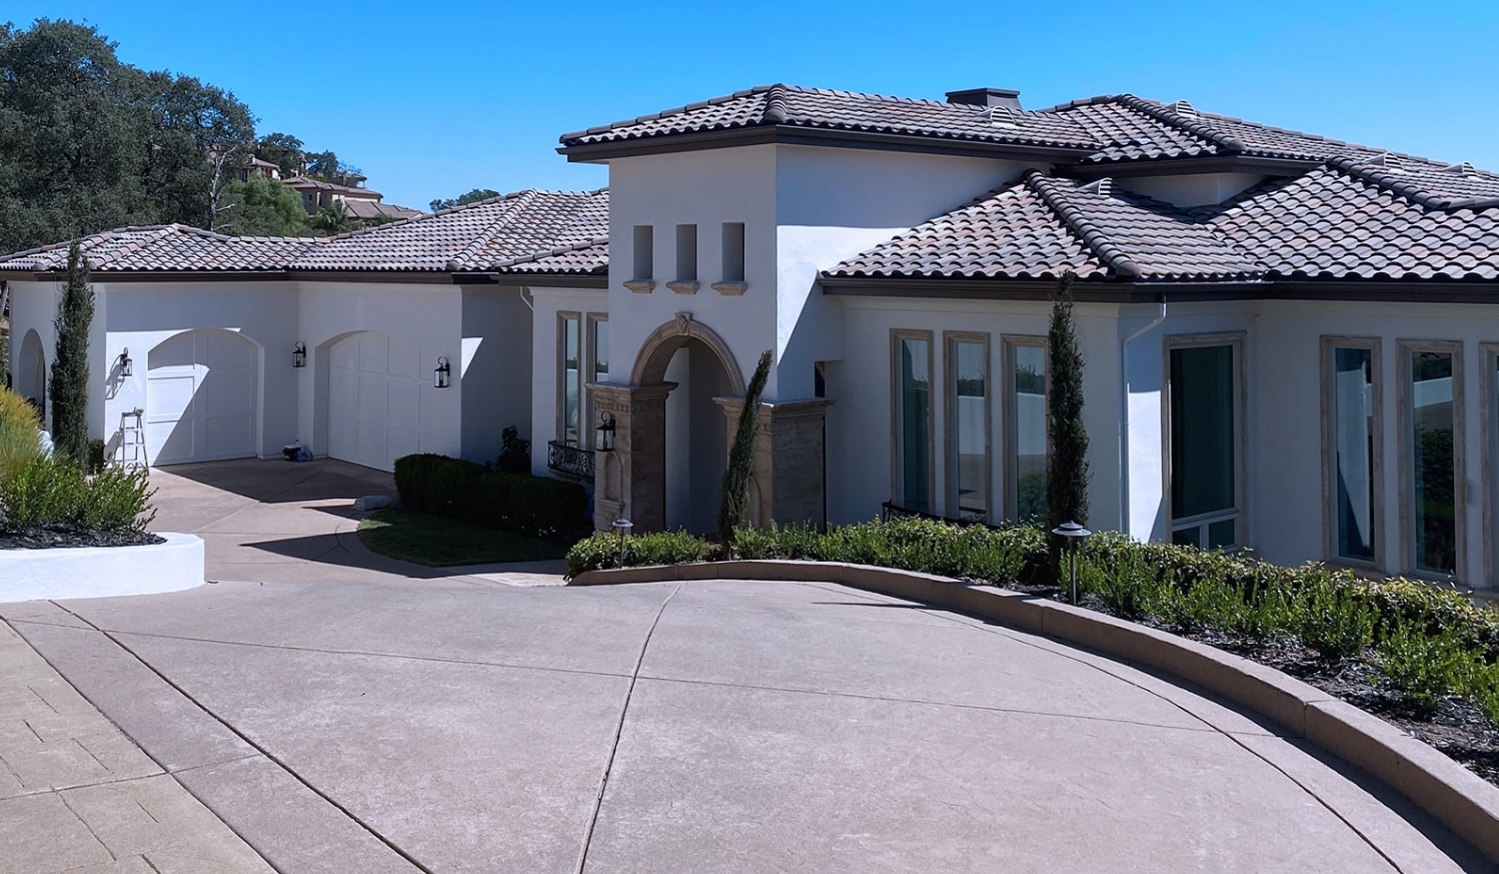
[593,315,744,534]
[147,329,259,466]
[16,329,45,417]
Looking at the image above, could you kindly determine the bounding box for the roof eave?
[1061,154,1321,179]
[559,125,1095,164]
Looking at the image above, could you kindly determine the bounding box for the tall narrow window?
[1324,340,1379,564]
[1169,338,1242,549]
[721,222,745,282]
[947,334,989,522]
[1487,345,1499,586]
[893,332,933,513]
[1405,345,1460,575]
[584,316,609,447]
[559,315,580,445]
[675,224,697,282]
[632,226,653,280]
[1005,338,1047,522]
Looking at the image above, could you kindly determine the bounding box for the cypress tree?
[51,242,94,468]
[718,349,773,553]
[1046,273,1089,531]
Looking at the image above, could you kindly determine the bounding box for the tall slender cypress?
[51,242,94,468]
[719,349,773,552]
[1046,273,1089,530]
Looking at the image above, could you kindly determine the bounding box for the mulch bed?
[1007,582,1499,788]
[0,527,163,549]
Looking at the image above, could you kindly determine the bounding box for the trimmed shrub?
[565,529,714,576]
[1377,621,1471,711]
[86,438,106,474]
[392,453,588,542]
[0,388,41,483]
[0,454,155,532]
[82,466,156,532]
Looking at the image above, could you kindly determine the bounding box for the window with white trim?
[946,333,989,522]
[1004,336,1048,523]
[1401,341,1463,577]
[1323,338,1381,565]
[892,331,933,513]
[1168,335,1244,549]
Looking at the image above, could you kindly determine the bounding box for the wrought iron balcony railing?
[547,440,595,480]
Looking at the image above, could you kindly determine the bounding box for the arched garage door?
[147,330,258,466]
[327,332,424,472]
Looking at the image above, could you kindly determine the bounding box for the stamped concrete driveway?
[0,460,1487,871]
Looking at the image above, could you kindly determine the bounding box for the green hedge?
[392,453,589,542]
[565,517,1499,724]
[0,455,156,532]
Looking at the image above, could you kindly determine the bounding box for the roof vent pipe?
[945,88,1022,110]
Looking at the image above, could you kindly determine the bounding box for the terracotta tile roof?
[826,172,1262,282]
[0,189,610,276]
[1209,161,1499,281]
[0,225,321,273]
[296,188,609,272]
[341,200,425,221]
[283,175,383,199]
[560,84,1099,151]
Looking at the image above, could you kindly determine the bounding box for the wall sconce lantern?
[117,348,133,378]
[293,341,307,368]
[434,356,451,389]
[595,411,616,451]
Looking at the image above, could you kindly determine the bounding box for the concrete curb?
[571,560,1499,863]
[0,533,205,603]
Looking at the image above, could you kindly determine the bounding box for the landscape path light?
[612,517,633,568]
[1051,521,1092,606]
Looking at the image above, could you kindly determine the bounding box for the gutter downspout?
[1118,295,1167,538]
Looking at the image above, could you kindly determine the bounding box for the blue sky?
[8,1,1498,210]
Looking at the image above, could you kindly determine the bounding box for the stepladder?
[118,408,146,469]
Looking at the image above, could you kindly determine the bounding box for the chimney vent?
[946,88,1022,111]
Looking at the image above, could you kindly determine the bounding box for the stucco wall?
[527,286,608,478]
[461,285,534,465]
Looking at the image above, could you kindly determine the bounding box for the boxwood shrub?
[392,453,589,542]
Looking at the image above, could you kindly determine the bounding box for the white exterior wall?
[7,280,59,409]
[1250,299,1499,587]
[606,146,778,395]
[528,285,608,478]
[774,146,1035,399]
[830,296,1121,529]
[461,286,535,465]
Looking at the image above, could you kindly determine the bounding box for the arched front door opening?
[16,329,45,418]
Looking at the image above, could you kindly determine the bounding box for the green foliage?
[221,174,306,236]
[50,243,93,469]
[0,19,256,253]
[0,454,154,532]
[718,349,773,552]
[86,438,105,474]
[1046,273,1090,532]
[495,426,530,474]
[1377,622,1470,711]
[256,132,305,178]
[1296,572,1379,662]
[429,188,502,213]
[392,452,588,541]
[565,529,714,576]
[0,388,42,482]
[309,201,352,235]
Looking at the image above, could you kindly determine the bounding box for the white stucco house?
[6,83,1499,590]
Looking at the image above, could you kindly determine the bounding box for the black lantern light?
[434,356,451,389]
[595,411,616,451]
[293,341,307,368]
[117,348,132,378]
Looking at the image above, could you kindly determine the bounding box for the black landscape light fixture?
[293,341,307,368]
[596,411,616,451]
[117,348,133,378]
[1051,521,1092,605]
[612,517,634,568]
[434,356,451,389]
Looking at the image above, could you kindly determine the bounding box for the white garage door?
[147,331,257,466]
[328,333,423,472]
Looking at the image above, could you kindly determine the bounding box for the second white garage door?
[327,332,425,472]
[146,330,258,466]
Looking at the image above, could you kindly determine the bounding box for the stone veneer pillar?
[714,397,833,530]
[590,383,674,532]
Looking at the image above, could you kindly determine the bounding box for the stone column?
[590,383,675,532]
[715,397,833,530]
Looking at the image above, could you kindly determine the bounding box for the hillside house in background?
[4,83,1498,590]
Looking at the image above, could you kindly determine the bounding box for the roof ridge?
[1115,95,1246,155]
[1024,172,1142,278]
[445,190,542,271]
[559,86,774,142]
[762,84,790,124]
[490,235,610,270]
[1031,94,1129,113]
[1325,155,1462,209]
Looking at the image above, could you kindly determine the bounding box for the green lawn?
[356,508,568,567]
